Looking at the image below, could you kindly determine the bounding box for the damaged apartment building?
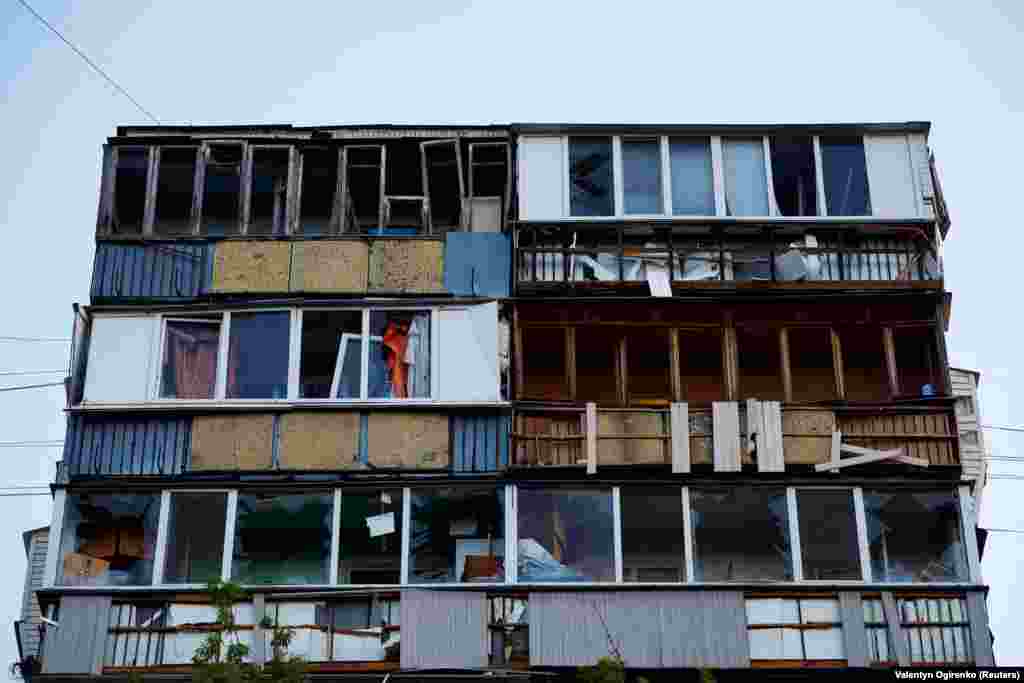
[19,121,992,680]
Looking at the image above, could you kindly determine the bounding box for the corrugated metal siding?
[42,595,112,674]
[91,242,211,302]
[19,530,48,658]
[63,414,191,477]
[451,413,509,473]
[966,592,995,666]
[529,591,749,668]
[839,592,868,667]
[400,590,487,669]
[444,232,511,297]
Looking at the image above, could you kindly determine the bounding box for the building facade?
[27,121,992,679]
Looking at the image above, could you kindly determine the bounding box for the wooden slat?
[779,327,793,402]
[713,401,741,472]
[585,402,597,475]
[760,401,784,472]
[671,402,690,473]
[831,328,846,399]
[883,327,900,398]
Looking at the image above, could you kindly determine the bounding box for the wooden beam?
[814,444,929,471]
[723,324,739,400]
[933,302,952,396]
[883,327,900,398]
[670,402,690,473]
[616,334,628,407]
[779,327,793,402]
[713,401,742,472]
[831,328,845,400]
[566,326,577,400]
[669,328,682,402]
[585,402,597,475]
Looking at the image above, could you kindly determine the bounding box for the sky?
[1,0,1022,668]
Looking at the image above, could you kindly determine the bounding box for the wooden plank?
[745,399,762,455]
[723,325,739,400]
[814,446,928,471]
[831,328,846,399]
[669,328,682,402]
[830,431,842,470]
[883,327,900,397]
[616,335,628,406]
[779,327,793,402]
[759,401,784,472]
[712,401,741,472]
[566,327,577,400]
[670,402,690,473]
[585,402,597,475]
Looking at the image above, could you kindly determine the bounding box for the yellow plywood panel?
[783,408,835,465]
[367,413,449,469]
[597,411,667,465]
[290,241,369,293]
[368,240,444,293]
[191,415,274,470]
[278,412,361,470]
[212,241,290,293]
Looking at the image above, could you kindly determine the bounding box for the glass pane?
[59,493,160,586]
[622,139,662,214]
[626,328,671,404]
[299,148,338,236]
[410,487,504,584]
[232,492,332,584]
[160,319,220,399]
[769,136,818,216]
[621,487,684,582]
[300,310,363,399]
[112,148,148,234]
[201,145,243,236]
[691,488,792,581]
[723,138,769,216]
[670,138,714,215]
[804,627,845,659]
[788,327,837,401]
[227,312,290,399]
[864,490,968,582]
[517,488,614,582]
[569,137,614,216]
[679,328,724,405]
[797,490,862,580]
[338,489,403,584]
[154,147,197,235]
[821,136,871,216]
[164,493,227,584]
[368,310,431,399]
[249,148,290,236]
[519,328,567,400]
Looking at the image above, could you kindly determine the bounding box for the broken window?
[625,328,671,404]
[163,492,227,584]
[518,328,567,400]
[226,311,290,399]
[893,326,940,397]
[863,490,968,583]
[622,138,662,215]
[410,487,504,584]
[863,598,893,665]
[517,488,614,582]
[821,136,871,216]
[201,144,243,236]
[338,489,403,584]
[747,598,845,663]
[59,492,160,586]
[344,146,384,233]
[381,141,426,235]
[299,310,363,399]
[621,487,684,582]
[576,327,620,404]
[670,137,714,216]
[569,137,614,217]
[787,327,837,402]
[296,597,400,661]
[160,317,222,399]
[898,596,973,665]
[489,595,528,666]
[737,327,786,401]
[248,148,290,236]
[797,490,862,580]
[690,488,791,581]
[769,136,818,216]
[421,140,463,230]
[298,147,338,236]
[232,492,333,585]
[368,310,430,399]
[841,327,890,401]
[468,143,508,232]
[679,328,725,405]
[154,147,198,235]
[723,138,769,216]
[112,147,149,234]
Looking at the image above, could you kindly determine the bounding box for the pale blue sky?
[1,0,1022,667]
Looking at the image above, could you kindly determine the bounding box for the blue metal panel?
[91,241,211,302]
[451,413,509,473]
[63,414,191,477]
[444,233,511,297]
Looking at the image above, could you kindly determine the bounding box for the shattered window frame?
[153,145,200,236]
[337,488,404,585]
[199,141,246,237]
[161,491,230,585]
[516,487,616,583]
[246,145,293,236]
[109,145,151,235]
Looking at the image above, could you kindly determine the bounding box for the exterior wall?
[400,590,487,669]
[951,368,988,498]
[42,595,111,674]
[19,529,48,659]
[63,414,191,477]
[92,242,212,302]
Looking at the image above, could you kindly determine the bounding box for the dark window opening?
[232,492,332,585]
[788,327,837,402]
[59,493,160,586]
[470,143,508,197]
[621,487,685,582]
[338,489,403,584]
[345,146,383,232]
[821,136,871,216]
[410,487,504,584]
[249,148,290,236]
[893,326,939,397]
[737,327,785,401]
[691,487,792,582]
[626,328,671,404]
[679,328,724,405]
[227,311,290,399]
[770,136,818,217]
[517,488,614,582]
[299,310,362,399]
[422,141,462,230]
[519,328,567,400]
[164,492,227,584]
[797,490,861,580]
[569,137,614,216]
[576,327,620,404]
[841,328,889,401]
[154,148,197,235]
[385,141,423,197]
[489,596,528,666]
[112,148,148,234]
[201,145,243,236]
[622,138,662,215]
[299,147,338,236]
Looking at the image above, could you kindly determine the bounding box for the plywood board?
[837,412,956,465]
[191,414,274,470]
[278,412,361,469]
[782,408,836,465]
[212,241,290,293]
[597,411,667,466]
[368,240,444,293]
[367,413,449,469]
[289,241,368,293]
[712,402,741,472]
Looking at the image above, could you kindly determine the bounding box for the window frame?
[243,144,296,236]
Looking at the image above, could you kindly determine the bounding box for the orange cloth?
[382,322,410,398]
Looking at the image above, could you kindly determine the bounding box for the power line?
[0,369,64,376]
[984,528,1024,535]
[983,425,1024,434]
[13,0,161,124]
[0,381,65,393]
[0,492,50,498]
[0,441,63,447]
[0,336,69,343]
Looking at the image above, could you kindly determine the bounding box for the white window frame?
[792,486,866,584]
[244,144,294,236]
[815,135,874,219]
[153,489,235,587]
[197,140,247,237]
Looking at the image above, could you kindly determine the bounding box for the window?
[863,598,893,665]
[622,138,662,214]
[893,327,940,397]
[249,148,290,236]
[163,492,227,584]
[232,492,333,585]
[797,490,862,580]
[569,137,614,216]
[821,136,871,216]
[899,596,973,665]
[368,310,431,399]
[299,311,363,399]
[154,147,197,235]
[518,328,566,400]
[489,595,528,666]
[669,137,714,216]
[690,488,792,582]
[227,311,290,399]
[576,328,619,404]
[723,138,770,216]
[112,148,149,234]
[409,487,504,584]
[769,136,818,216]
[160,318,221,399]
[746,598,845,663]
[201,144,243,236]
[338,489,403,584]
[787,327,837,402]
[621,487,684,582]
[737,327,785,401]
[679,328,724,405]
[344,146,384,232]
[863,491,968,583]
[517,488,614,582]
[59,493,160,586]
[841,327,890,401]
[626,329,671,404]
[298,147,338,236]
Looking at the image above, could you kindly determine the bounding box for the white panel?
[438,302,499,401]
[517,136,565,220]
[865,134,919,218]
[275,603,317,626]
[804,627,845,659]
[800,599,841,624]
[83,315,156,401]
[712,401,741,471]
[746,598,799,625]
[748,629,784,659]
